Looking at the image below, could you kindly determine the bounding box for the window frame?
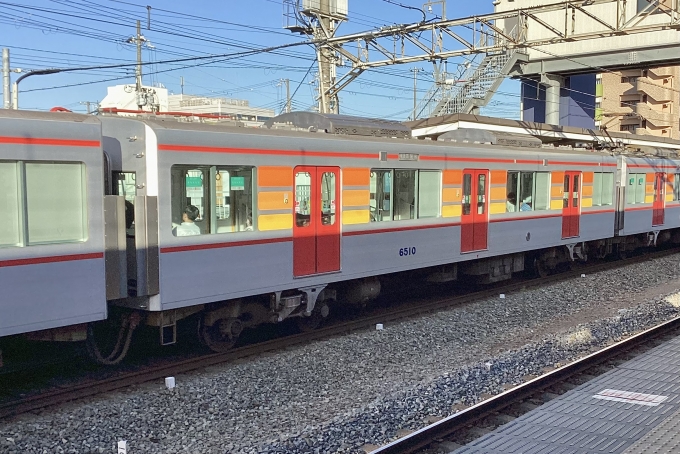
[0,160,88,248]
[170,164,255,236]
[506,170,550,212]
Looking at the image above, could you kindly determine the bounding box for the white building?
[99,85,275,127]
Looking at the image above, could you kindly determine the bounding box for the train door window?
[462,173,472,215]
[572,174,580,208]
[626,174,636,204]
[563,174,570,208]
[0,162,21,247]
[393,170,416,221]
[476,173,486,214]
[320,171,336,225]
[506,171,518,212]
[635,174,646,203]
[25,163,87,244]
[519,172,534,211]
[369,169,392,222]
[418,170,441,218]
[113,172,136,235]
[295,171,312,227]
[533,172,550,211]
[674,173,680,200]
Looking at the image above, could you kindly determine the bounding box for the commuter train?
[1,109,679,366]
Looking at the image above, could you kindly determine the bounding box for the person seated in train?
[506,192,517,212]
[520,197,532,212]
[245,215,253,231]
[174,205,201,236]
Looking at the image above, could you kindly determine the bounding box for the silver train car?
[1,109,679,365]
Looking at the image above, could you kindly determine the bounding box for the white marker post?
[117,440,127,454]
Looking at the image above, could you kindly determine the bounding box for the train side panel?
[0,112,106,337]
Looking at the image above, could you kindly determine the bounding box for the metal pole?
[135,20,142,92]
[285,78,291,113]
[411,68,422,120]
[2,48,10,109]
[12,69,60,111]
[12,82,17,110]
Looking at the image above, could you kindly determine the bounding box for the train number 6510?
[399,247,416,256]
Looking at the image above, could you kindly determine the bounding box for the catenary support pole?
[2,48,10,109]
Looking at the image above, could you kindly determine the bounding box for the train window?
[418,170,441,218]
[320,172,336,226]
[0,162,21,247]
[593,173,614,206]
[393,170,416,220]
[533,172,550,211]
[25,163,87,244]
[477,173,486,215]
[506,172,518,212]
[462,173,472,215]
[675,174,680,200]
[369,170,392,222]
[519,172,534,211]
[626,173,646,204]
[171,165,254,235]
[573,175,580,208]
[635,174,646,203]
[295,171,312,227]
[507,171,549,212]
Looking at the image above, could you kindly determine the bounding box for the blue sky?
[0,0,520,119]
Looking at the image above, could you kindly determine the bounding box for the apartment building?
[596,66,680,140]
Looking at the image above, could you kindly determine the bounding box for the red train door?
[461,169,489,253]
[653,172,665,226]
[562,171,581,239]
[293,166,340,277]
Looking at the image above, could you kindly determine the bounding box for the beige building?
[597,66,679,140]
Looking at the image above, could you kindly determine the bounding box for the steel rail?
[1,247,678,420]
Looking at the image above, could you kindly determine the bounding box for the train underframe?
[6,228,680,367]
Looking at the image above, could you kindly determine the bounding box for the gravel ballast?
[3,254,680,454]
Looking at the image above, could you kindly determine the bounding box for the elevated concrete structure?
[496,0,680,77]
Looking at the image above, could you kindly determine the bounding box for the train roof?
[0,108,99,125]
[111,114,615,160]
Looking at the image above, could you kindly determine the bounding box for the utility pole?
[180,76,184,95]
[2,48,10,109]
[126,20,146,110]
[411,68,423,120]
[285,78,291,113]
[135,20,143,94]
[80,101,98,114]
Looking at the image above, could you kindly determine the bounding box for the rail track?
[1,247,679,421]
[370,313,680,454]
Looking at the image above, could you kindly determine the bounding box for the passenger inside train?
[174,205,201,236]
[506,192,517,212]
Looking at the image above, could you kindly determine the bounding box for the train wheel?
[534,258,550,278]
[296,302,330,332]
[199,316,242,352]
